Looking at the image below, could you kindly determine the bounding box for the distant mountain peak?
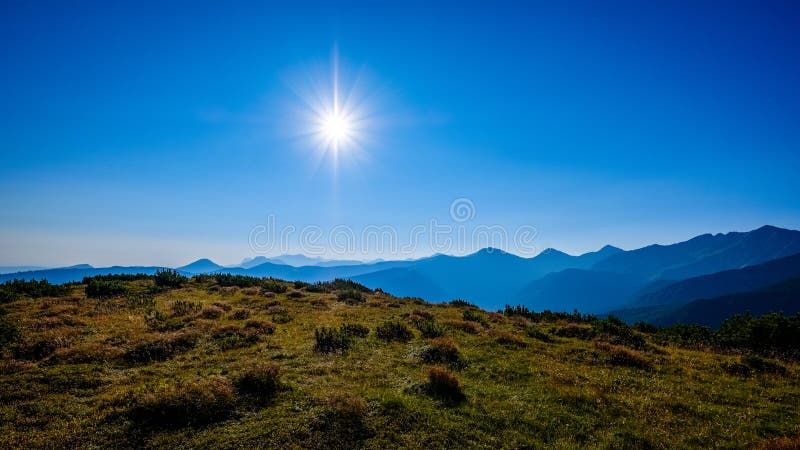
[177,258,222,274]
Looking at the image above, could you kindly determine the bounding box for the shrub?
[419,337,463,366]
[449,299,476,308]
[261,279,287,294]
[14,335,65,360]
[231,309,250,320]
[462,309,488,327]
[314,327,352,353]
[493,330,527,348]
[1,279,70,302]
[340,323,370,338]
[414,319,446,338]
[212,325,260,350]
[376,320,414,342]
[426,367,465,403]
[0,308,18,349]
[128,376,236,427]
[235,363,281,402]
[311,393,372,447]
[593,316,648,350]
[271,310,293,324]
[244,319,276,335]
[337,289,365,305]
[154,269,187,289]
[724,354,788,376]
[201,305,225,319]
[287,290,305,299]
[594,342,651,369]
[85,279,128,299]
[525,326,553,343]
[144,310,188,332]
[309,278,372,293]
[552,324,596,340]
[124,332,198,363]
[445,320,481,334]
[170,299,201,316]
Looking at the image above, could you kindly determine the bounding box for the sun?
[322,113,351,143]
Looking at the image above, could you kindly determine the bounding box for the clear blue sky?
[2,1,799,266]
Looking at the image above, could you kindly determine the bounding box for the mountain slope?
[593,225,800,281]
[649,277,800,327]
[515,269,645,314]
[629,252,800,308]
[177,259,224,274]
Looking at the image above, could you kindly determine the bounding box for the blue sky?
[1,1,799,266]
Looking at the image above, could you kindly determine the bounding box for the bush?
[0,279,70,302]
[154,269,187,289]
[308,279,372,293]
[445,320,481,334]
[212,325,260,350]
[724,354,788,377]
[552,324,596,340]
[525,326,553,342]
[235,363,281,402]
[593,316,648,350]
[0,307,18,349]
[314,327,352,353]
[449,299,476,308]
[594,342,651,370]
[231,309,250,320]
[340,323,370,338]
[503,304,596,324]
[271,310,293,324]
[244,319,276,335]
[144,310,188,332]
[419,337,463,366]
[376,320,414,342]
[85,279,128,299]
[311,393,372,447]
[493,330,527,348]
[462,309,488,327]
[128,376,236,427]
[414,319,446,338]
[170,300,201,316]
[124,332,198,363]
[337,289,365,305]
[201,305,226,319]
[426,367,465,403]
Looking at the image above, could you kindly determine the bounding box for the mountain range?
[3,225,800,326]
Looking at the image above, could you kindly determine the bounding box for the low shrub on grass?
[593,316,648,350]
[594,342,651,370]
[231,309,250,320]
[0,308,18,349]
[154,269,187,289]
[314,327,352,353]
[170,299,201,317]
[414,319,446,338]
[723,354,787,376]
[271,310,293,324]
[493,330,528,348]
[449,299,476,308]
[124,332,198,363]
[243,319,276,335]
[462,309,488,327]
[311,393,372,448]
[212,325,260,350]
[552,324,596,340]
[337,289,365,305]
[85,279,128,299]
[419,337,463,367]
[525,326,554,342]
[376,320,414,342]
[445,320,481,334]
[144,310,188,332]
[127,376,236,428]
[426,366,465,403]
[201,305,226,319]
[340,323,370,338]
[234,363,281,403]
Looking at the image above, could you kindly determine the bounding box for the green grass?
[0,276,798,449]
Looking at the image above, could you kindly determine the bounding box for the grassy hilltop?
[0,272,798,449]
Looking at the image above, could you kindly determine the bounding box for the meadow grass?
[0,277,798,448]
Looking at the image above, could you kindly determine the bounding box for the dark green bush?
[462,309,488,327]
[314,327,352,353]
[212,325,260,350]
[525,326,553,343]
[376,320,414,342]
[419,337,463,366]
[340,323,370,338]
[154,269,187,289]
[414,318,446,338]
[426,366,465,403]
[170,299,201,316]
[124,332,198,363]
[0,279,70,302]
[503,304,596,324]
[235,363,281,402]
[593,316,647,350]
[449,299,476,308]
[127,376,236,428]
[85,279,128,299]
[337,289,365,305]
